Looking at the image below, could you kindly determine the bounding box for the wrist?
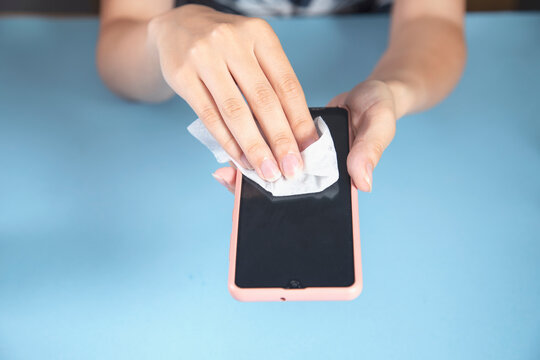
[367,77,417,119]
[146,4,215,49]
[142,15,175,101]
[383,79,415,119]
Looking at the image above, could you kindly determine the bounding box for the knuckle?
[246,18,278,42]
[147,16,164,41]
[221,98,244,120]
[369,141,386,159]
[271,131,293,148]
[245,17,271,31]
[386,120,397,138]
[361,104,396,140]
[252,85,276,110]
[363,100,394,120]
[210,22,237,40]
[221,136,241,156]
[277,74,302,98]
[245,141,265,157]
[188,38,212,58]
[168,67,192,95]
[291,118,314,134]
[169,69,186,88]
[199,105,221,128]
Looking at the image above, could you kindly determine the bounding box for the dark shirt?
[176,0,391,16]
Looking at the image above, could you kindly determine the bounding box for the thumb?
[347,105,396,192]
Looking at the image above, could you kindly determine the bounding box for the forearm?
[96,18,173,102]
[369,16,466,118]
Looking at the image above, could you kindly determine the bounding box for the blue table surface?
[1,12,540,360]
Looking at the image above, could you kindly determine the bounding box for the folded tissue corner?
[187,116,339,197]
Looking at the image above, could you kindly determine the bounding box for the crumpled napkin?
[187,116,339,197]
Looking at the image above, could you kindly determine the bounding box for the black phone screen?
[235,107,355,289]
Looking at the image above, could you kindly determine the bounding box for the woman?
[97,0,466,192]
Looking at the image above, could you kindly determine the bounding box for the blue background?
[1,13,539,359]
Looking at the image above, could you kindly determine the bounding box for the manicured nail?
[212,172,234,192]
[260,157,281,182]
[240,154,253,169]
[281,152,302,179]
[212,172,228,187]
[365,163,373,192]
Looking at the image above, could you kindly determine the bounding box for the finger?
[347,104,396,192]
[253,26,318,151]
[227,51,303,179]
[212,166,237,193]
[197,61,281,182]
[178,77,253,169]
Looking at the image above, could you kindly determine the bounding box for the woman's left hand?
[212,80,398,193]
[327,80,397,192]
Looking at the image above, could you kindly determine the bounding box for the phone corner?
[227,280,246,302]
[345,279,363,301]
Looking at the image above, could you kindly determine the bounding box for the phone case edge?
[228,109,362,302]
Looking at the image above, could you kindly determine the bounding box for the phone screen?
[235,108,355,289]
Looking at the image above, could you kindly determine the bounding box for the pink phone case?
[228,117,362,302]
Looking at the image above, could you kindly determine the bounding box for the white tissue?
[187,116,339,197]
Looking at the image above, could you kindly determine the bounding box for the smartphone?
[228,107,362,302]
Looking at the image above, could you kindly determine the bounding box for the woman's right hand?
[147,5,318,181]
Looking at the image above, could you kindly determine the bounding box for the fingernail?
[365,163,373,192]
[212,172,228,187]
[281,152,302,179]
[212,172,234,192]
[259,157,281,182]
[240,154,253,169]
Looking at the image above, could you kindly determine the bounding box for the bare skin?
[97,0,466,192]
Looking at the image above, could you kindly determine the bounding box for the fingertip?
[212,172,228,187]
[365,162,373,192]
[214,166,236,182]
[212,167,237,192]
[352,175,372,193]
[258,157,282,182]
[281,151,303,180]
[347,154,373,193]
